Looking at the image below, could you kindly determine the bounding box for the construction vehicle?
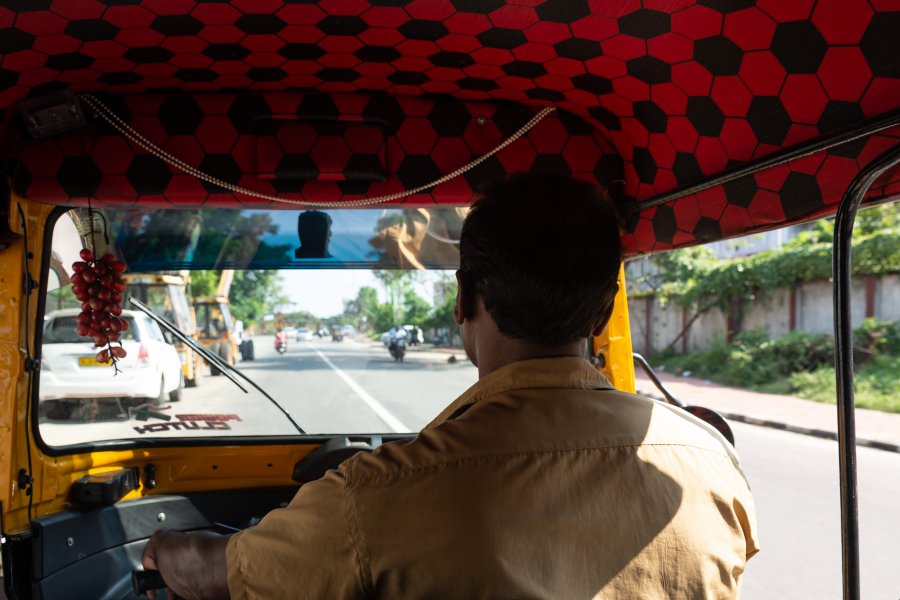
[193,270,254,375]
[123,272,203,387]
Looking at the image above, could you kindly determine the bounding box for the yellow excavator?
[193,270,254,375]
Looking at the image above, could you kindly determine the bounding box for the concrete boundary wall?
[628,274,899,356]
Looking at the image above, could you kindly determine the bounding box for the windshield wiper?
[128,297,306,434]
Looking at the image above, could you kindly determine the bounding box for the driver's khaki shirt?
[227,357,759,599]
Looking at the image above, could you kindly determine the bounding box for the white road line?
[311,346,409,433]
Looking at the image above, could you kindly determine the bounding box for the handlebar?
[132,569,166,596]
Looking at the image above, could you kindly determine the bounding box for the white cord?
[78,94,555,208]
[424,228,461,245]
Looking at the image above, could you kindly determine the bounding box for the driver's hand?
[141,530,231,600]
[141,530,185,599]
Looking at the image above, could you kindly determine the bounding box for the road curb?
[719,413,900,453]
[639,391,900,454]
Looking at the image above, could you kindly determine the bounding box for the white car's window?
[38,208,476,447]
[44,315,138,343]
[144,319,166,343]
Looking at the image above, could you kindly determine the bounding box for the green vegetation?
[190,269,286,325]
[651,319,900,413]
[341,272,458,342]
[634,205,900,311]
[637,205,899,411]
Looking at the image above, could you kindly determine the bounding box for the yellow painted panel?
[592,265,635,393]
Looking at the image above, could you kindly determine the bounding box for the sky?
[277,269,453,318]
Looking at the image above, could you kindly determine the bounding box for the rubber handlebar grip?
[132,569,166,595]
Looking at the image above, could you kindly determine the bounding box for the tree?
[189,269,285,325]
[426,274,458,345]
[373,270,419,323]
[630,202,900,351]
[343,286,381,332]
[230,270,285,324]
[402,288,431,326]
[370,302,397,334]
[189,271,218,297]
[283,309,319,328]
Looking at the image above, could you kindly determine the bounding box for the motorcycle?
[275,332,288,354]
[388,336,406,363]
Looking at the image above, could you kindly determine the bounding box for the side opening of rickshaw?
[0,2,899,599]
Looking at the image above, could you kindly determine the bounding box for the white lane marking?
[311,346,409,433]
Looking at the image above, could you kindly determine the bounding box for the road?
[40,335,479,444]
[736,421,900,600]
[37,336,900,598]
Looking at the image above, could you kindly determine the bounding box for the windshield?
[44,315,138,344]
[38,208,477,447]
[126,282,194,334]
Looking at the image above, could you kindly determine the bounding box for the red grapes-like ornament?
[71,248,128,371]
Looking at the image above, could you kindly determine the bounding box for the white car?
[40,309,184,406]
[296,327,313,342]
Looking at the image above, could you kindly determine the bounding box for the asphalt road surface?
[34,336,900,598]
[39,335,479,444]
[736,421,900,600]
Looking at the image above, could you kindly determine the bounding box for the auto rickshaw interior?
[1,2,899,599]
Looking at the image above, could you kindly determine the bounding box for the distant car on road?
[296,327,313,342]
[40,309,184,407]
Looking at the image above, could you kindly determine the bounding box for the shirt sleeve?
[226,468,366,600]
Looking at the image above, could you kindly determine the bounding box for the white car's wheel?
[169,372,184,402]
[151,376,166,407]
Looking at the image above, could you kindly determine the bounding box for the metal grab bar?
[631,352,684,408]
[832,142,900,600]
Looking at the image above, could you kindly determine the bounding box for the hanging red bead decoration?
[71,247,129,372]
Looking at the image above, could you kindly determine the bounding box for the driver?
[142,174,758,599]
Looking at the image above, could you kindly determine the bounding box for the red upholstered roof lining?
[1,1,899,255]
[10,93,616,209]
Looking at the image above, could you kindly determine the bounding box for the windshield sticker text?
[133,414,242,435]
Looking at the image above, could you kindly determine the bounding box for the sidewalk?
[635,371,900,452]
[378,340,900,452]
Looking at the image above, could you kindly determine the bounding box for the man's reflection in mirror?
[370,208,466,269]
[295,210,333,259]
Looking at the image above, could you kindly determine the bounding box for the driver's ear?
[454,269,475,324]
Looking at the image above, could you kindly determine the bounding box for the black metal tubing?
[631,352,684,407]
[633,108,900,213]
[832,142,900,600]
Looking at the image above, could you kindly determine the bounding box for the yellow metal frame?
[592,266,636,393]
[0,197,319,533]
[0,193,637,534]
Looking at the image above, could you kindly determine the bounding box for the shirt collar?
[425,356,615,429]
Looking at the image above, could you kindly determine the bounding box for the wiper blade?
[128,297,306,434]
[128,297,247,394]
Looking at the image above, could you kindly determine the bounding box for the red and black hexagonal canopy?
[1,0,898,255]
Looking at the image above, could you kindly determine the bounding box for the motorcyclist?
[389,326,406,345]
[274,327,287,353]
[387,325,407,361]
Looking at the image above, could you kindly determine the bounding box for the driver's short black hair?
[460,174,622,345]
